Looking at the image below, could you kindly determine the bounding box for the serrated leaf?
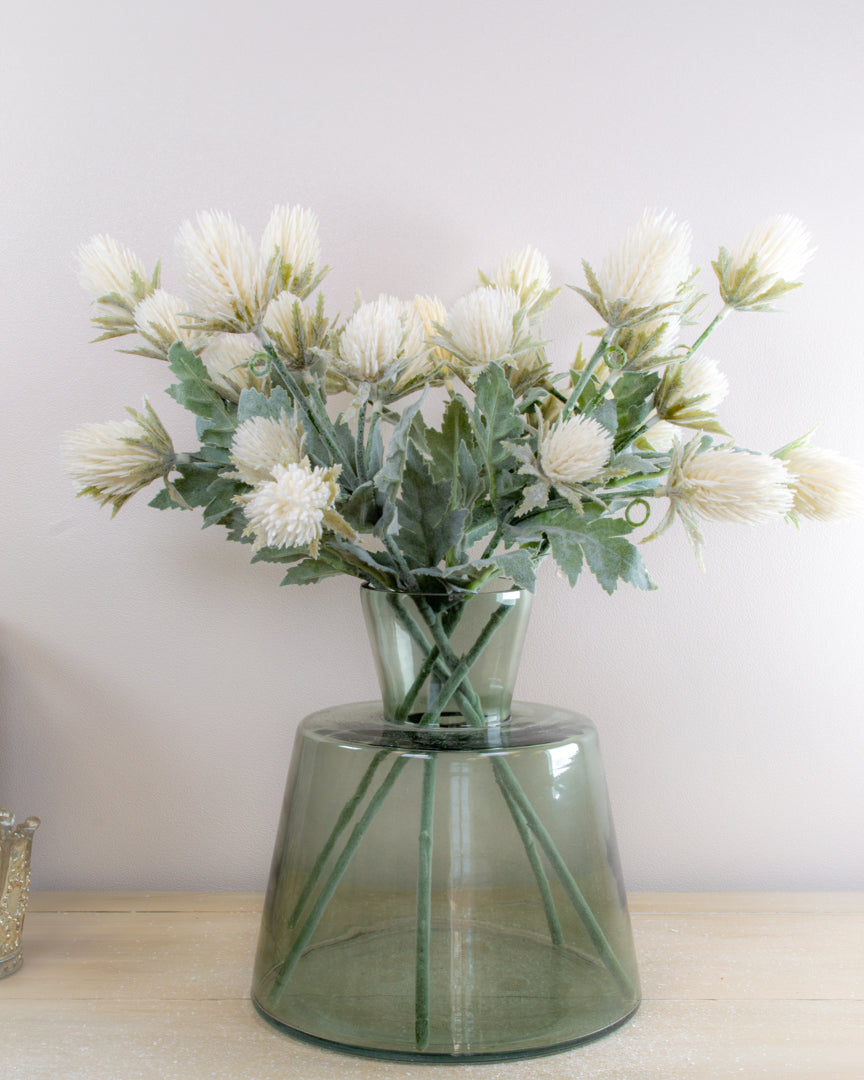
[473,364,525,472]
[396,444,468,567]
[522,506,655,595]
[426,395,483,507]
[237,386,294,424]
[148,462,221,510]
[613,371,661,433]
[488,549,537,591]
[373,396,425,533]
[166,344,236,445]
[279,560,344,586]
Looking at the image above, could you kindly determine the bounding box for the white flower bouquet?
[64,206,864,1055]
[67,206,861,601]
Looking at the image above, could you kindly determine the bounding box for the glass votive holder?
[1,809,40,978]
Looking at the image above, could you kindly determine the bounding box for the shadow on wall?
[0,623,193,889]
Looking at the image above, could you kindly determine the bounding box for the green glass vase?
[251,587,640,1062]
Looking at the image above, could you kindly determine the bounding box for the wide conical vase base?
[251,702,640,1062]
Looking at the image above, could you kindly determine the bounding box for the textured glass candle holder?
[0,809,40,978]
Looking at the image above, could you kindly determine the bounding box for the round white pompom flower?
[671,443,793,525]
[238,459,353,557]
[261,200,321,280]
[201,334,268,402]
[540,416,614,486]
[491,247,551,306]
[133,289,203,359]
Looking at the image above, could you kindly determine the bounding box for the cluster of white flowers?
[78,203,322,352]
[68,202,863,576]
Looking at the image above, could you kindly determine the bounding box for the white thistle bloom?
[670,443,793,525]
[63,401,174,514]
[176,211,273,333]
[238,459,353,557]
[491,247,552,306]
[412,295,453,369]
[777,444,864,521]
[201,334,268,401]
[641,420,679,453]
[78,234,149,306]
[229,413,306,486]
[133,289,203,359]
[617,314,681,369]
[657,354,729,423]
[261,204,321,291]
[262,291,307,362]
[591,210,693,326]
[716,215,814,311]
[445,286,520,368]
[338,296,405,381]
[540,416,614,485]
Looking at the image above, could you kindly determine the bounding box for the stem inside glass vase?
[361,585,533,727]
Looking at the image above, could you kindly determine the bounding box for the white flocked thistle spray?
[67,203,863,590]
[65,203,864,1055]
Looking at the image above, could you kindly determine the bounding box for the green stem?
[415,755,436,1050]
[388,597,486,725]
[492,758,634,998]
[414,598,488,723]
[418,602,514,727]
[496,775,564,945]
[393,645,441,724]
[284,749,389,929]
[563,336,610,416]
[271,755,408,1001]
[355,400,367,483]
[688,307,729,358]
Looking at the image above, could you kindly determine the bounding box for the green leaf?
[237,386,294,423]
[488,549,537,591]
[166,344,236,443]
[613,372,661,434]
[148,462,221,511]
[472,364,525,474]
[279,560,344,586]
[395,444,469,567]
[373,396,425,532]
[339,481,380,531]
[521,506,655,595]
[202,483,243,528]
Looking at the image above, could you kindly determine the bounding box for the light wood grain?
[1,892,861,1079]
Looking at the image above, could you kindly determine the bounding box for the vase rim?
[360,581,529,600]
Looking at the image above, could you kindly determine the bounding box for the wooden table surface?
[1,892,861,1079]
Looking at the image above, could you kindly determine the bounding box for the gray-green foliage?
[146,336,664,596]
